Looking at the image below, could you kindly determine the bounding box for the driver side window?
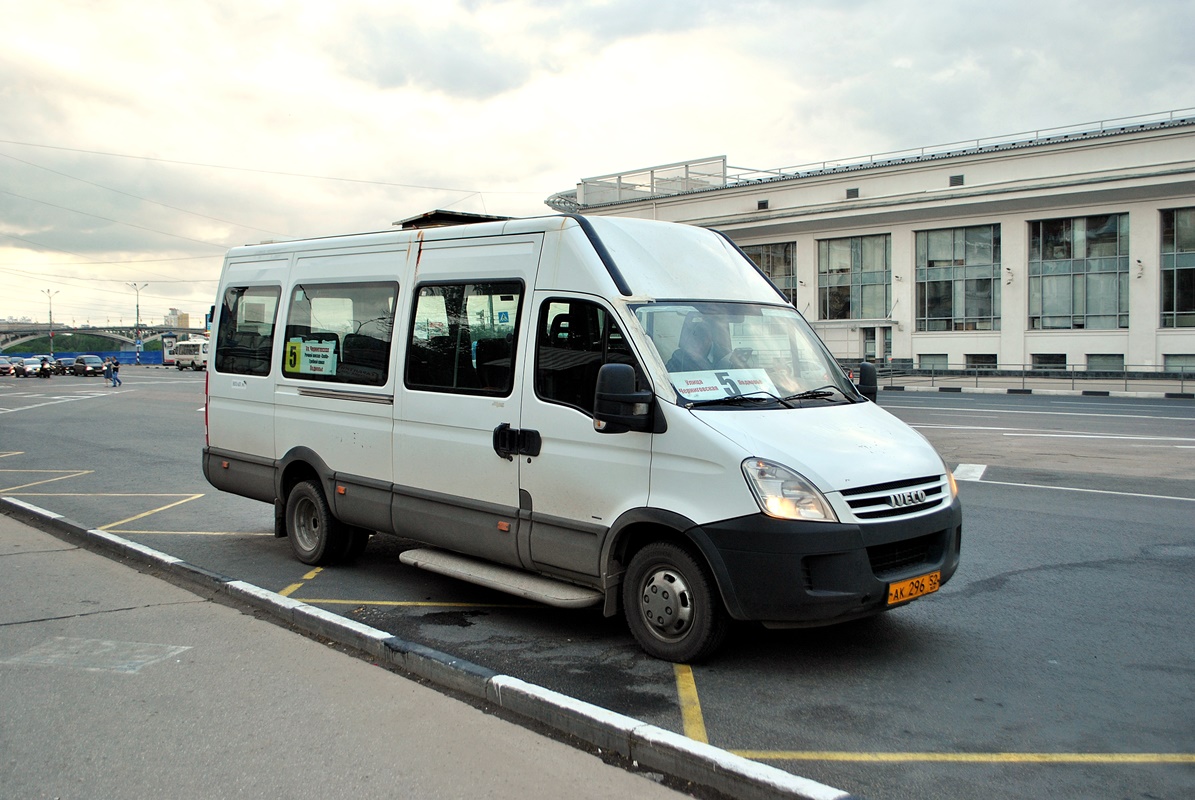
[535,299,642,413]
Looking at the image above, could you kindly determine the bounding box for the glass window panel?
[1176,268,1195,313]
[823,239,852,273]
[1029,276,1042,316]
[965,279,992,318]
[861,283,888,318]
[927,230,954,264]
[1042,219,1071,260]
[964,226,993,265]
[916,231,928,266]
[1119,272,1128,316]
[1177,209,1195,252]
[1162,210,1176,252]
[215,285,281,376]
[821,285,851,319]
[1042,275,1071,316]
[1086,273,1117,315]
[1073,274,1085,315]
[1085,215,1120,258]
[1073,217,1086,258]
[1086,315,1118,330]
[861,235,889,272]
[284,281,398,386]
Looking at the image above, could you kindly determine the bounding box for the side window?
[405,281,523,395]
[214,286,281,376]
[281,281,398,386]
[535,298,640,413]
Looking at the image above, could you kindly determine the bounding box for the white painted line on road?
[953,464,987,481]
[1002,433,1195,443]
[888,404,1195,422]
[963,480,1195,503]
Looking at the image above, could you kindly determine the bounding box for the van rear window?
[214,286,281,376]
[281,281,398,386]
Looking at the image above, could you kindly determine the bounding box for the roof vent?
[949,174,965,187]
[845,187,860,199]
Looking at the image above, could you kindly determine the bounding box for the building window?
[1161,208,1195,328]
[741,242,796,303]
[1164,354,1195,372]
[1087,354,1125,371]
[915,224,1001,331]
[965,354,997,369]
[1029,214,1129,330]
[919,353,948,370]
[1031,353,1067,370]
[817,234,891,320]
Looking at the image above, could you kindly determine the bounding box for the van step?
[398,548,603,609]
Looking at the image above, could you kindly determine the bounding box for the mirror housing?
[856,360,878,403]
[594,363,655,434]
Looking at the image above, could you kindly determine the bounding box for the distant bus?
[174,338,209,371]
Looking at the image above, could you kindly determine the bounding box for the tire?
[284,480,351,565]
[622,541,728,663]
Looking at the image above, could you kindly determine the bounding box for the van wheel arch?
[602,510,743,621]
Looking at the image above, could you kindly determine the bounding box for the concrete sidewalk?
[0,503,856,800]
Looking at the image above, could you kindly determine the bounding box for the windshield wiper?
[685,391,795,409]
[782,385,858,403]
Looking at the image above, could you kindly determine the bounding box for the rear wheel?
[623,542,728,663]
[285,480,351,565]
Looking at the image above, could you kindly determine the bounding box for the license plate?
[887,571,940,605]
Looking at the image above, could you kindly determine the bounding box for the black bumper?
[688,498,963,625]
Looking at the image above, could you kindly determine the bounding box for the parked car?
[0,355,12,376]
[72,355,106,377]
[10,357,30,377]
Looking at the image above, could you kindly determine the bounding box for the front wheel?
[285,480,351,565]
[622,542,728,663]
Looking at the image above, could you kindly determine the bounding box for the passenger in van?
[666,318,715,373]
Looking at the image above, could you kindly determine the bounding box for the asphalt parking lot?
[2,369,1193,800]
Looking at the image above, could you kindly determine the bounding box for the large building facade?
[547,111,1195,372]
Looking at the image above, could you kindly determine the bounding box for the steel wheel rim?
[638,566,694,642]
[292,495,320,553]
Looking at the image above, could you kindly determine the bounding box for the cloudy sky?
[2,0,1193,329]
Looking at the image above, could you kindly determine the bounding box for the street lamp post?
[41,289,59,357]
[127,283,148,365]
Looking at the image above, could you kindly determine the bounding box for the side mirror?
[856,361,878,403]
[594,363,654,434]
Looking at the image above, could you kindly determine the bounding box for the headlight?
[946,468,959,499]
[742,458,838,522]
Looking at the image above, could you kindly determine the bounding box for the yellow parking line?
[107,530,274,537]
[674,664,709,744]
[98,494,205,530]
[278,583,305,597]
[732,750,1195,764]
[0,470,93,492]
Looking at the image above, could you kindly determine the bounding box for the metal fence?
[875,363,1193,395]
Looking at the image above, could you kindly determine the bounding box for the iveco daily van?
[204,215,962,661]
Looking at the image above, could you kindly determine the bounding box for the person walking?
[103,358,113,387]
[111,358,122,387]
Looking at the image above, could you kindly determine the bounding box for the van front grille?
[868,531,945,578]
[839,474,949,521]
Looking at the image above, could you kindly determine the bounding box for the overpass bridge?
[0,324,209,351]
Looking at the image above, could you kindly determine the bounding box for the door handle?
[492,424,541,460]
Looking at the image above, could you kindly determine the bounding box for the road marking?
[0,451,24,459]
[889,404,1195,422]
[279,583,304,597]
[674,664,709,744]
[966,480,1195,503]
[101,529,274,536]
[1002,433,1195,443]
[0,470,93,492]
[953,464,987,481]
[732,750,1195,764]
[98,494,205,531]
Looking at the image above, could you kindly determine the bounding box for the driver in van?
[666,318,715,373]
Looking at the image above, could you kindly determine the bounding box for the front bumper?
[688,498,963,625]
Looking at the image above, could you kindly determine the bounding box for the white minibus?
[204,215,961,661]
[174,338,209,370]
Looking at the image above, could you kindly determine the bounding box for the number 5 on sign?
[286,341,301,372]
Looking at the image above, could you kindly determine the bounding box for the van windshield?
[632,302,858,407]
